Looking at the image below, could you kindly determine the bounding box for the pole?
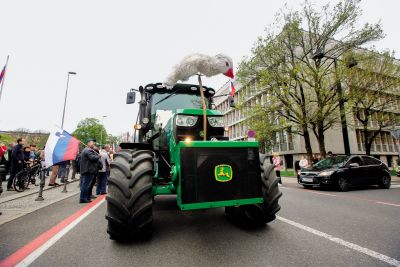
[61,73,71,129]
[100,116,106,149]
[0,55,10,103]
[198,74,207,141]
[334,58,351,155]
[61,164,70,193]
[35,168,46,201]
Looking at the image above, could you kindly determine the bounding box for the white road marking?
[280,186,337,196]
[305,191,337,197]
[375,201,400,207]
[16,198,105,267]
[277,216,400,267]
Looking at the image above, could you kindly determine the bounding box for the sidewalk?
[0,177,81,226]
[1,175,80,204]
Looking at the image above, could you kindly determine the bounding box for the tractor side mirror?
[228,95,235,108]
[126,91,136,104]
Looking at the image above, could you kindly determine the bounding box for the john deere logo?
[214,164,233,182]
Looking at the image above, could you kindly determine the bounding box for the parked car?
[298,155,391,191]
[396,165,400,177]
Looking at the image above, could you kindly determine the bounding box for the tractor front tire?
[105,149,154,241]
[226,157,282,227]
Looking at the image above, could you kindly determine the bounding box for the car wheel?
[337,177,349,192]
[379,175,391,189]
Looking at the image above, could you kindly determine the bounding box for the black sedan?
[298,155,391,191]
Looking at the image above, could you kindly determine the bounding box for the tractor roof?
[144,83,215,97]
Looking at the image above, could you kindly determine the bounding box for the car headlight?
[207,116,224,127]
[319,171,334,177]
[176,115,198,127]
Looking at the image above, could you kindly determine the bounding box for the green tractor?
[105,83,282,240]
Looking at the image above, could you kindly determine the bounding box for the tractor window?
[151,93,209,113]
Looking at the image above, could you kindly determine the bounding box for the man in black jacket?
[7,138,25,190]
[79,138,100,203]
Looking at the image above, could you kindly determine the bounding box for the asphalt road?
[1,178,399,267]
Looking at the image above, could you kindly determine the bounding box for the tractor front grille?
[179,147,262,204]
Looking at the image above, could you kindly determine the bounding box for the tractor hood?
[176,109,222,116]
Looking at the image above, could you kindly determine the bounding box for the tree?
[237,0,383,158]
[107,134,124,150]
[72,118,107,145]
[344,50,400,155]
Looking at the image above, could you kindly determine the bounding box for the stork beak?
[223,68,234,79]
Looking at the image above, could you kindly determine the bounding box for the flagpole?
[0,55,10,103]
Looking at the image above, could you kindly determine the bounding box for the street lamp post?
[312,49,357,156]
[61,72,77,129]
[100,115,107,149]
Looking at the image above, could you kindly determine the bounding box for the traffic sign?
[248,130,256,138]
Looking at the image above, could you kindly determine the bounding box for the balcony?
[382,144,388,152]
[388,145,394,152]
[375,144,381,152]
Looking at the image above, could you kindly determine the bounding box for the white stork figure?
[163,53,234,88]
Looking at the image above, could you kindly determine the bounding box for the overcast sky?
[0,0,398,136]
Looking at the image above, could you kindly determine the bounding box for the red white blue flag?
[230,80,236,96]
[44,129,80,167]
[0,65,6,85]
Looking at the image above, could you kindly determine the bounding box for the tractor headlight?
[207,116,224,127]
[176,115,198,127]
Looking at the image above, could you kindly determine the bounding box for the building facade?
[214,78,400,170]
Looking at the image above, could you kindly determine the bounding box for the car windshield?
[151,93,209,113]
[313,156,349,169]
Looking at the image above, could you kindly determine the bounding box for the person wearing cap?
[79,138,101,203]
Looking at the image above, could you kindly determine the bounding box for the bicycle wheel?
[13,171,29,192]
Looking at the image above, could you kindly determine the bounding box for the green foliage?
[0,134,14,145]
[72,118,107,146]
[0,131,49,148]
[237,0,384,157]
[280,170,295,177]
[343,50,400,155]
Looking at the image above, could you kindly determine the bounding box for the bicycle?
[13,160,42,192]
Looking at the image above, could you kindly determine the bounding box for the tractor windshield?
[151,93,209,113]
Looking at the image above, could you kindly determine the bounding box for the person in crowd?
[88,146,101,199]
[71,150,81,180]
[294,160,301,181]
[59,161,70,184]
[0,143,8,182]
[299,156,309,169]
[7,138,25,190]
[0,144,4,215]
[79,139,100,203]
[272,153,282,184]
[29,144,37,160]
[327,151,334,157]
[6,143,14,175]
[39,146,50,176]
[96,146,111,195]
[48,161,61,186]
[312,154,319,165]
[23,146,31,162]
[103,144,112,178]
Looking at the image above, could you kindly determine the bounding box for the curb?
[0,179,80,204]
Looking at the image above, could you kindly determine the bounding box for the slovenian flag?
[230,80,236,96]
[0,65,6,85]
[44,129,80,167]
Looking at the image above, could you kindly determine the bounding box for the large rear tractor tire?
[105,149,154,241]
[226,156,282,227]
